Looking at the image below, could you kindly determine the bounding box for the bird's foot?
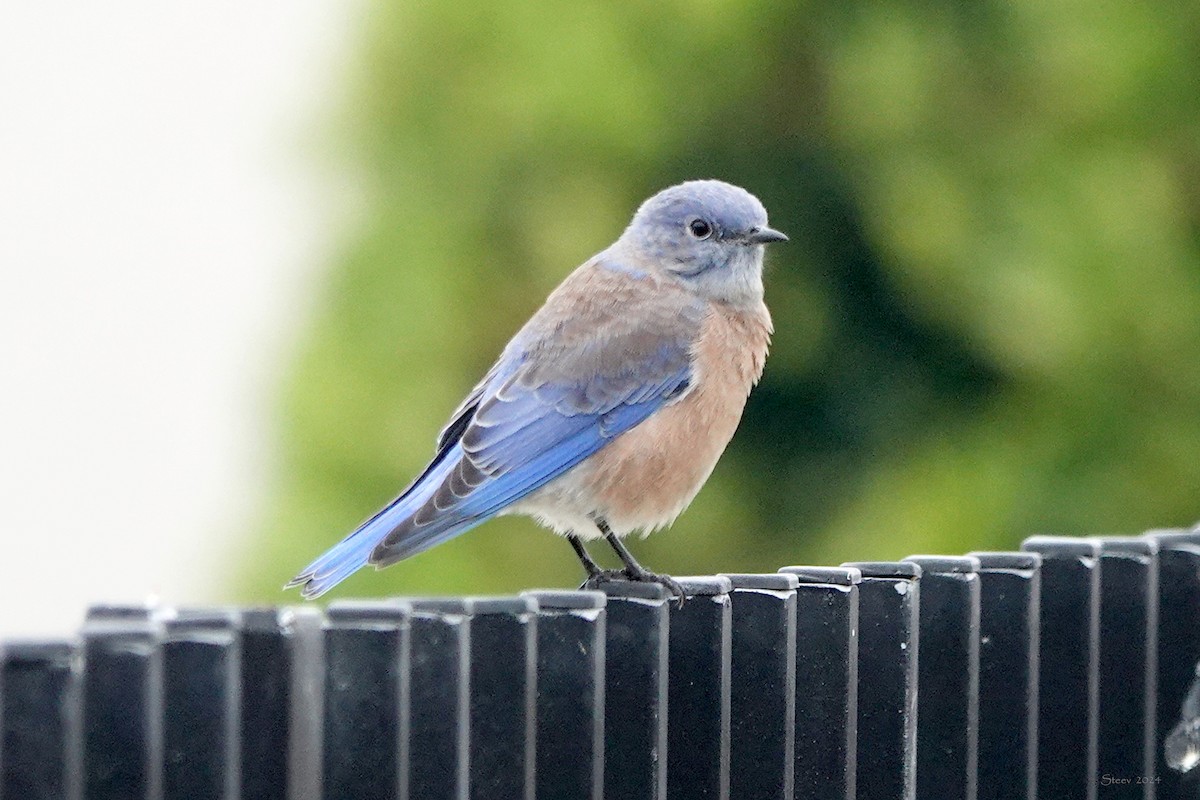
[580,569,629,590]
[622,567,687,608]
[580,568,686,606]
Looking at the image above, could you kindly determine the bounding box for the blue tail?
[285,445,471,598]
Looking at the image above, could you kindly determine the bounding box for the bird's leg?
[596,518,686,605]
[568,532,625,589]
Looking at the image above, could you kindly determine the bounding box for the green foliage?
[235,0,1200,602]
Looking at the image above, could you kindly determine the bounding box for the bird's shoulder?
[516,254,708,352]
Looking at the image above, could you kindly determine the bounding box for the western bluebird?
[287,179,786,599]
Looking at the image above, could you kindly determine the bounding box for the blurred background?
[3,2,1198,631]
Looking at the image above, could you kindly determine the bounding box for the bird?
[286,179,787,600]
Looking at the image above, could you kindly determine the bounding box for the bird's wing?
[434,361,502,454]
[288,263,707,597]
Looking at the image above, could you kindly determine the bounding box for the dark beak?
[746,226,789,244]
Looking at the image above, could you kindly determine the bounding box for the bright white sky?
[0,3,364,635]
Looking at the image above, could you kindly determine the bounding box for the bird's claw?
[580,569,630,590]
[623,568,687,608]
[581,568,687,607]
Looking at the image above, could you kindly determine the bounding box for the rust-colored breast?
[586,301,773,532]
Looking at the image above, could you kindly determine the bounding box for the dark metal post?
[81,616,163,800]
[160,609,241,800]
[322,600,411,800]
[599,582,670,800]
[407,599,471,800]
[667,577,732,800]
[779,566,861,800]
[84,603,157,623]
[1,640,79,800]
[841,561,920,800]
[904,555,981,800]
[1021,535,1101,800]
[237,609,295,800]
[720,573,798,800]
[967,551,1041,800]
[466,596,537,800]
[1145,529,1200,798]
[522,590,606,800]
[1095,538,1159,798]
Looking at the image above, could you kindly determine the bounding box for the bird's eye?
[686,218,713,240]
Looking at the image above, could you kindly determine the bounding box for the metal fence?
[2,528,1199,800]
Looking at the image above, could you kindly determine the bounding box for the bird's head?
[616,179,787,306]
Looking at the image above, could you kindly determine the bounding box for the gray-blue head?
[614,179,787,305]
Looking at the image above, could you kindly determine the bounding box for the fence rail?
[2,528,1199,800]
